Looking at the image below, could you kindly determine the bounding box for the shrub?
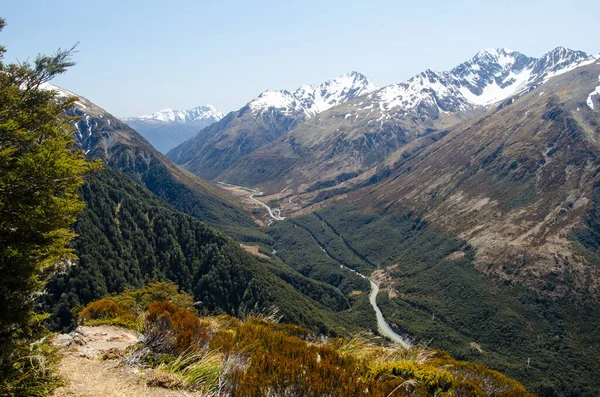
[113,281,197,314]
[145,301,209,354]
[76,292,533,396]
[76,282,197,330]
[368,360,454,396]
[78,299,137,329]
[79,299,129,320]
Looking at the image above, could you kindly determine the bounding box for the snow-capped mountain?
[41,82,122,155]
[373,47,598,115]
[167,71,377,180]
[39,82,251,228]
[219,47,600,192]
[248,71,377,117]
[122,105,224,153]
[130,105,224,124]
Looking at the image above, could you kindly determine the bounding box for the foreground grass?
[0,316,63,397]
[77,283,533,396]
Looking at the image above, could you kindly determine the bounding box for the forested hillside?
[298,205,600,396]
[42,168,365,335]
[41,83,264,242]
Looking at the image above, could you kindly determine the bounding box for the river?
[218,181,411,347]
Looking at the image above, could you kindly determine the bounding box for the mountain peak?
[548,45,575,55]
[248,72,377,118]
[130,105,224,123]
[534,47,596,80]
[340,70,364,78]
[338,70,373,82]
[248,90,299,115]
[475,47,515,57]
[121,105,224,153]
[467,47,526,71]
[537,46,591,65]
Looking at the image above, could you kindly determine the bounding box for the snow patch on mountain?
[587,75,600,110]
[371,47,598,113]
[130,105,224,123]
[459,68,534,106]
[474,48,518,68]
[295,71,378,115]
[248,90,300,115]
[377,70,455,112]
[40,82,89,109]
[248,71,377,117]
[542,57,598,83]
[40,82,75,97]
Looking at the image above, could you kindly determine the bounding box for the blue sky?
[2,0,599,117]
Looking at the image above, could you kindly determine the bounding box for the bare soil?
[239,243,270,260]
[52,325,196,397]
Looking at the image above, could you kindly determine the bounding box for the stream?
[217,181,411,347]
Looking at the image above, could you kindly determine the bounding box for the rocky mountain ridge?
[40,82,257,236]
[371,47,596,117]
[248,71,378,117]
[166,71,377,179]
[219,47,599,193]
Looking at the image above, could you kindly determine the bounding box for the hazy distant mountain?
[122,105,224,153]
[220,47,598,191]
[166,71,377,180]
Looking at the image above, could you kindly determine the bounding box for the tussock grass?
[78,287,534,396]
[154,349,223,393]
[0,339,63,397]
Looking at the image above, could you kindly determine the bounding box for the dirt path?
[52,325,194,397]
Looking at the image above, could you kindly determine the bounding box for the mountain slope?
[166,71,377,180]
[345,58,600,295]
[246,58,600,395]
[298,204,600,396]
[41,83,260,240]
[220,47,597,193]
[122,105,223,153]
[42,167,363,335]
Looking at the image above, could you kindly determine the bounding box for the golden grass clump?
[154,349,223,393]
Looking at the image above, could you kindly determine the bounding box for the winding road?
[217,181,411,347]
[217,182,285,221]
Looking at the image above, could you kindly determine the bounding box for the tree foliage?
[313,205,600,396]
[0,16,99,378]
[42,167,357,335]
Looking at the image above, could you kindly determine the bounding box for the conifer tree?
[0,17,99,371]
